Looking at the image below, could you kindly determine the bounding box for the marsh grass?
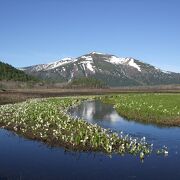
[101,93,180,126]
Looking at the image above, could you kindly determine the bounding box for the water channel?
[0,100,180,179]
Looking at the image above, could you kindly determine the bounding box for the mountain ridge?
[21,52,180,87]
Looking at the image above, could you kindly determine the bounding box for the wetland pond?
[0,100,180,179]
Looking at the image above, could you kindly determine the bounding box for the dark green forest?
[0,61,38,81]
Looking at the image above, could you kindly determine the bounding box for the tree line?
[0,61,38,82]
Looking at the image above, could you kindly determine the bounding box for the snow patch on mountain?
[104,56,125,65]
[79,60,95,73]
[31,58,78,71]
[78,55,95,73]
[127,59,141,72]
[46,60,69,70]
[61,57,72,61]
[91,51,104,55]
[86,61,95,72]
[105,56,141,71]
[81,56,93,61]
[47,58,78,70]
[31,64,48,72]
[19,67,26,71]
[161,70,172,74]
[81,64,87,76]
[155,67,172,74]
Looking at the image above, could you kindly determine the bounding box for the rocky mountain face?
[21,52,180,87]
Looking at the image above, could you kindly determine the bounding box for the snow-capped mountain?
[21,52,180,86]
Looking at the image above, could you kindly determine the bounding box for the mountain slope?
[0,61,38,82]
[21,52,180,87]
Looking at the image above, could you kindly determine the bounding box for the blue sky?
[0,0,180,72]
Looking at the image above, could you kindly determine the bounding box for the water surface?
[0,100,180,179]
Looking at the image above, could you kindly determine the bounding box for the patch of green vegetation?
[0,61,38,82]
[101,93,180,126]
[0,96,157,160]
[67,77,107,88]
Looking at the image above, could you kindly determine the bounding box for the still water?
[0,100,180,179]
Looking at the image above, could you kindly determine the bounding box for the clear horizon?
[0,0,180,73]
